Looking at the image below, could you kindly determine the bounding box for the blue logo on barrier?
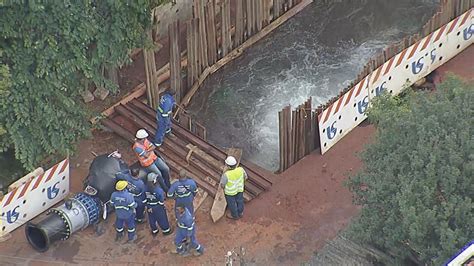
[6,206,20,224]
[326,121,337,140]
[357,96,369,114]
[375,81,387,96]
[47,182,60,200]
[430,48,437,63]
[412,57,424,75]
[463,24,474,40]
[412,48,436,75]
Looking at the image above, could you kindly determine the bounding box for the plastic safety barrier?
[0,158,70,236]
[318,9,473,154]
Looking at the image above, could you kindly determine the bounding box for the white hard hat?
[135,129,148,139]
[225,156,237,166]
[147,172,158,183]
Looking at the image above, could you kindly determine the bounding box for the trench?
[187,0,439,171]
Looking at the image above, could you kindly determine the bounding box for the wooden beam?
[181,0,314,107]
[90,83,146,124]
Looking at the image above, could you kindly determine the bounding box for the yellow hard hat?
[116,180,128,191]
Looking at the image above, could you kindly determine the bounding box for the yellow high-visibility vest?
[224,167,245,196]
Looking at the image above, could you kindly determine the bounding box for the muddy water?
[187,0,438,171]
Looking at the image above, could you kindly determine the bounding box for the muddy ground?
[0,42,472,266]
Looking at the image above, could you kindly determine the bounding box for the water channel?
[187,0,439,171]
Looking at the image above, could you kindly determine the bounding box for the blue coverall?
[155,92,175,146]
[145,184,172,235]
[167,179,198,218]
[116,172,147,222]
[110,190,137,240]
[175,208,203,255]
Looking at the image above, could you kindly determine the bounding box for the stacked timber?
[102,98,273,203]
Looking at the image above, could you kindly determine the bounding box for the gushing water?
[188,0,438,171]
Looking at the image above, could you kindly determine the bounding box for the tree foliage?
[0,1,164,169]
[346,76,473,264]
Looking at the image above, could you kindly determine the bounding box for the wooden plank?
[225,0,232,52]
[198,0,209,70]
[179,112,192,130]
[273,0,281,20]
[220,0,232,56]
[234,0,244,48]
[246,0,253,37]
[186,20,195,88]
[169,21,182,102]
[194,121,207,140]
[211,148,242,222]
[194,190,208,212]
[205,1,217,65]
[90,83,146,124]
[278,110,284,172]
[181,0,314,107]
[256,0,262,31]
[262,0,269,26]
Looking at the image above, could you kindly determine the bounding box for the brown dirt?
[0,43,472,266]
[436,45,474,83]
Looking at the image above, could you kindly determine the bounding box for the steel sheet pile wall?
[279,99,317,172]
[278,0,473,171]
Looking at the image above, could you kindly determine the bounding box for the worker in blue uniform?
[167,169,198,218]
[110,180,137,243]
[155,88,176,147]
[145,173,173,237]
[116,168,147,223]
[174,206,204,256]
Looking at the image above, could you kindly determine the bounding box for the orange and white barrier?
[318,9,473,154]
[0,158,70,236]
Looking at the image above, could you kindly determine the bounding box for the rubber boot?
[163,227,173,236]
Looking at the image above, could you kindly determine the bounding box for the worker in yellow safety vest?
[220,156,248,220]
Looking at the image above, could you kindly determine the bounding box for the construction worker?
[110,180,137,242]
[145,173,173,237]
[221,156,248,220]
[167,169,198,218]
[133,129,171,192]
[154,88,176,147]
[174,206,204,256]
[127,168,147,223]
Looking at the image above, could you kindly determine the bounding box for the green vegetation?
[0,1,165,169]
[347,76,473,265]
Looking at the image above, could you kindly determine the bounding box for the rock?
[93,86,110,101]
[80,89,95,103]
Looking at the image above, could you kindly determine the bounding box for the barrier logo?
[375,82,387,97]
[412,57,424,75]
[6,206,20,224]
[430,48,437,64]
[357,96,369,114]
[326,121,337,140]
[463,24,474,40]
[47,182,60,200]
